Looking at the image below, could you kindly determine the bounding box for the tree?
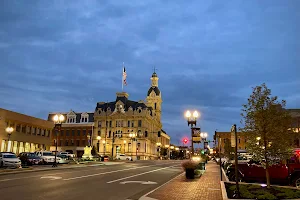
[91,146,97,156]
[240,83,293,188]
[224,139,234,160]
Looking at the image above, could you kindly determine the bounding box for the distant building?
[214,131,247,153]
[287,109,300,148]
[48,111,94,158]
[0,108,53,154]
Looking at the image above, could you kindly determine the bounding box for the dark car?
[19,152,43,166]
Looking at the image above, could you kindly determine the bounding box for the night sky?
[1,0,299,145]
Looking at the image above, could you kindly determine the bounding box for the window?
[61,130,64,136]
[66,130,70,136]
[46,130,50,137]
[65,140,69,146]
[33,127,36,135]
[76,140,80,146]
[82,140,86,146]
[98,121,102,127]
[72,130,75,136]
[238,138,241,144]
[37,128,40,135]
[116,130,122,138]
[77,130,80,136]
[131,121,134,127]
[98,131,100,136]
[83,130,86,136]
[71,140,74,146]
[21,125,26,133]
[16,124,20,132]
[109,121,112,127]
[27,126,31,134]
[154,103,157,109]
[116,120,123,127]
[138,120,142,127]
[42,129,45,136]
[108,131,111,138]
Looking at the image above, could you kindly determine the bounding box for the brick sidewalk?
[145,161,222,200]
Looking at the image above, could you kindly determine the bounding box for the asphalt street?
[0,160,183,200]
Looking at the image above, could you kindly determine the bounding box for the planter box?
[220,181,300,200]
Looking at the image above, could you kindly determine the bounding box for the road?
[0,160,183,200]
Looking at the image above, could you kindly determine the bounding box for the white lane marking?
[138,172,184,200]
[40,176,62,180]
[63,165,159,181]
[120,181,158,185]
[107,165,177,184]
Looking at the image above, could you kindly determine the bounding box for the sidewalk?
[144,161,222,200]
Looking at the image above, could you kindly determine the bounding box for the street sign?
[119,181,157,185]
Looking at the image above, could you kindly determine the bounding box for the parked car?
[59,152,75,158]
[35,151,61,164]
[116,154,132,160]
[0,152,21,168]
[19,152,43,165]
[226,160,297,187]
[57,154,70,164]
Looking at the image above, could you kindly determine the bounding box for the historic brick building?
[48,111,94,157]
[214,131,247,154]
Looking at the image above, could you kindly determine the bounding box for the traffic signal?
[183,138,188,144]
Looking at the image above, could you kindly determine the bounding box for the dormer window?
[81,113,89,123]
[67,116,76,123]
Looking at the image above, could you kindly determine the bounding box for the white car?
[116,154,132,160]
[59,152,75,158]
[35,151,61,164]
[0,152,21,168]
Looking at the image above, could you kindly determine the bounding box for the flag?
[123,67,127,86]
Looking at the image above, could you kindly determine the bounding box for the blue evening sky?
[0,0,299,145]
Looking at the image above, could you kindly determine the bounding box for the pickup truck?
[226,159,300,187]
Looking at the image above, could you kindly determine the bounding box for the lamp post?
[129,133,136,159]
[5,127,14,152]
[156,142,161,159]
[123,140,126,154]
[170,145,174,159]
[97,136,101,153]
[200,132,208,149]
[165,145,169,160]
[52,114,65,167]
[185,110,200,156]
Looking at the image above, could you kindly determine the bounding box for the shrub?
[181,160,198,170]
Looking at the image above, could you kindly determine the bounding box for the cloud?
[0,0,300,144]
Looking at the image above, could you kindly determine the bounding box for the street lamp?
[97,136,101,152]
[52,114,65,167]
[185,110,200,156]
[5,127,14,152]
[156,142,161,159]
[129,133,136,159]
[123,140,126,154]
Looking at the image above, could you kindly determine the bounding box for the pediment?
[67,110,76,116]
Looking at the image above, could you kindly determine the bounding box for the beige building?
[214,131,247,153]
[93,72,170,160]
[0,108,53,154]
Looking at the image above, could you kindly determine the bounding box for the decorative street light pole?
[129,133,136,159]
[200,132,208,149]
[170,145,174,159]
[97,136,101,153]
[156,142,161,159]
[123,140,126,154]
[165,145,170,160]
[5,127,14,152]
[185,110,200,156]
[52,114,65,167]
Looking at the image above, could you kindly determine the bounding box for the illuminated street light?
[184,110,200,156]
[52,114,65,167]
[256,137,261,141]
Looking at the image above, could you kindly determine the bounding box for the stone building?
[0,108,53,154]
[93,72,170,160]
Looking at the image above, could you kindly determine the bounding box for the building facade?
[0,108,53,154]
[288,109,300,148]
[214,131,247,153]
[93,72,170,160]
[48,110,94,158]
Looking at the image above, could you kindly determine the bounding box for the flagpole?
[122,62,124,91]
